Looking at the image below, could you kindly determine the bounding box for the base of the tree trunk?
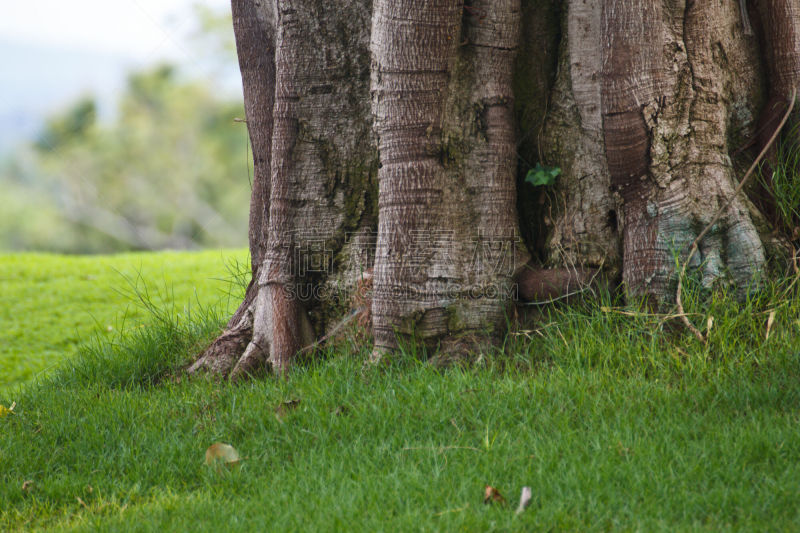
[187,291,255,378]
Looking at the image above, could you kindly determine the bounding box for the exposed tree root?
[188,307,254,377]
[676,89,796,343]
[513,261,604,304]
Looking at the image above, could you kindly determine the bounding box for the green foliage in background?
[0,8,249,253]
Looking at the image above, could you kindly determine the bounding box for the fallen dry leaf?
[0,401,16,418]
[516,486,532,514]
[766,310,776,340]
[204,443,241,468]
[275,399,301,421]
[21,480,33,492]
[483,485,506,505]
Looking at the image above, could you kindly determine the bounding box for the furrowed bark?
[523,0,620,301]
[754,0,800,107]
[231,1,312,377]
[601,0,665,298]
[599,0,765,301]
[191,0,377,377]
[370,0,463,355]
[370,0,524,358]
[455,0,525,340]
[192,0,794,377]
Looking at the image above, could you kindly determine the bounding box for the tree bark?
[370,0,525,360]
[533,0,787,303]
[191,0,378,377]
[191,0,799,377]
[188,0,274,375]
[602,0,767,300]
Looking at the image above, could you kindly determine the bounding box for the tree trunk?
[191,0,799,377]
[535,0,797,303]
[369,0,524,361]
[190,0,378,377]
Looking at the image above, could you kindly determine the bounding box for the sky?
[0,0,237,153]
[1,0,230,61]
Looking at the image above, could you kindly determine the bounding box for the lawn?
[0,250,247,392]
[2,251,800,531]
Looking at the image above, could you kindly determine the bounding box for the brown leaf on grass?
[275,399,301,421]
[204,443,241,468]
[483,485,506,505]
[21,480,33,492]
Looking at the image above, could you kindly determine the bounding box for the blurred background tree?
[0,5,250,253]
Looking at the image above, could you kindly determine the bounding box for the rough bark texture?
[188,0,274,375]
[532,0,782,303]
[602,0,767,299]
[191,0,377,377]
[539,0,620,274]
[192,0,799,377]
[370,0,525,358]
[513,0,561,256]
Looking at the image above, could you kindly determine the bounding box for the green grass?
[0,250,248,391]
[760,119,800,235]
[2,251,800,531]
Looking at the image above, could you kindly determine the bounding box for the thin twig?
[676,88,797,342]
[520,286,595,306]
[402,445,482,453]
[600,307,701,319]
[296,306,365,356]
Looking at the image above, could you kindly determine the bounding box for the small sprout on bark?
[524,163,561,187]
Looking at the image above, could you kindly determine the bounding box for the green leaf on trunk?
[525,164,561,187]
